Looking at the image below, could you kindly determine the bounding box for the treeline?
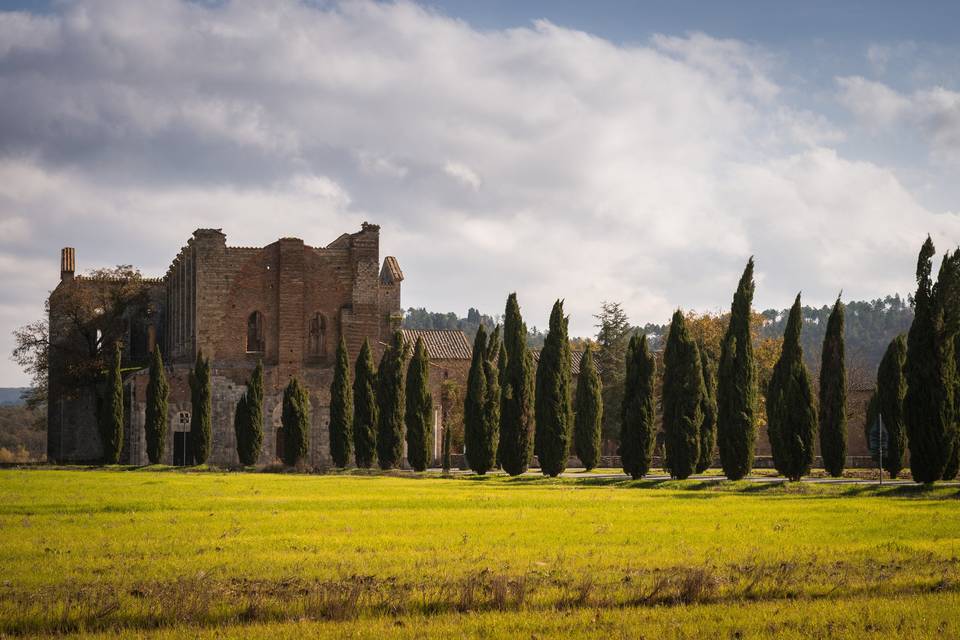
[403,307,547,349]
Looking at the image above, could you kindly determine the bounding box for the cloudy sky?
[1,0,960,385]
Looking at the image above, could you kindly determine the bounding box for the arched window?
[246,311,264,353]
[309,312,327,357]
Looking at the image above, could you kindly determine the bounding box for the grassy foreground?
[0,469,958,638]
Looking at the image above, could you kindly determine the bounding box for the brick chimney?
[60,247,75,281]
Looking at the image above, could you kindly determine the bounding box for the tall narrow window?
[309,312,327,357]
[247,311,264,353]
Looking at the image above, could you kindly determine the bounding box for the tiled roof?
[401,329,471,360]
[380,256,404,284]
[531,350,587,376]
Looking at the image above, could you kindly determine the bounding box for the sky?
[1,0,959,386]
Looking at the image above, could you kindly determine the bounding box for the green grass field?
[0,469,958,638]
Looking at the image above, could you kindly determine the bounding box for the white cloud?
[837,75,960,164]
[0,0,957,385]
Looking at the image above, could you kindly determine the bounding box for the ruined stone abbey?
[47,224,470,467]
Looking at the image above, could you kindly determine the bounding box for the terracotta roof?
[401,329,471,360]
[531,350,587,376]
[380,256,404,284]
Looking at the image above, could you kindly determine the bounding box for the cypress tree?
[353,339,378,468]
[877,335,908,478]
[483,350,501,470]
[405,337,432,472]
[233,392,250,465]
[144,345,168,464]
[495,338,507,468]
[864,390,880,460]
[696,346,717,473]
[534,300,574,477]
[717,258,757,480]
[442,425,452,472]
[499,293,535,476]
[620,334,656,479]
[188,349,211,465]
[819,297,847,477]
[465,326,490,472]
[235,361,264,466]
[947,333,960,480]
[376,331,408,470]
[661,310,704,480]
[904,238,960,483]
[329,338,353,468]
[281,377,310,467]
[573,344,603,471]
[766,295,818,481]
[99,342,124,464]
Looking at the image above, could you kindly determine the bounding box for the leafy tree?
[329,338,353,468]
[766,295,818,481]
[99,343,124,464]
[535,300,574,477]
[235,360,264,466]
[876,335,907,478]
[405,337,432,472]
[188,349,211,465]
[352,339,378,468]
[376,331,409,470]
[717,258,757,480]
[15,266,149,410]
[594,302,631,441]
[499,293,535,476]
[696,346,717,473]
[574,344,603,471]
[620,334,656,479]
[144,345,168,464]
[904,238,960,483]
[281,377,310,467]
[819,297,847,477]
[662,310,704,480]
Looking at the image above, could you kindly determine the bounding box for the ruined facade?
[48,224,409,467]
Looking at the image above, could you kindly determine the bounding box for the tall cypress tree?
[877,335,908,478]
[376,331,408,470]
[442,425,452,472]
[535,300,574,477]
[499,293,535,476]
[235,361,264,466]
[696,346,717,473]
[405,337,432,472]
[947,333,960,480]
[99,342,124,464]
[233,392,250,465]
[662,310,704,480]
[281,377,310,467]
[819,297,847,477]
[574,344,603,471]
[620,334,656,479]
[144,345,168,464]
[905,238,960,483]
[465,325,489,473]
[329,338,353,468]
[495,338,507,468]
[483,348,501,470]
[353,338,378,468]
[766,295,817,481]
[717,258,757,480]
[188,349,211,465]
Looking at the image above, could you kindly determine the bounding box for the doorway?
[173,431,193,466]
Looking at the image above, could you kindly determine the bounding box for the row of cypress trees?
[327,332,434,471]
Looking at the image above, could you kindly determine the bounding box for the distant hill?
[0,389,28,406]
